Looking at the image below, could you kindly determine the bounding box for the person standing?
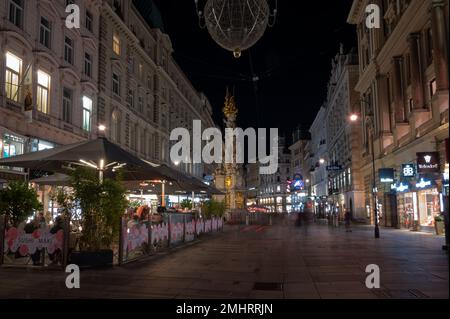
[344,210,352,232]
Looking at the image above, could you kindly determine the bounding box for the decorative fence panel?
[1,218,66,268]
[119,213,224,265]
[121,219,150,264]
[169,214,185,246]
[184,214,196,242]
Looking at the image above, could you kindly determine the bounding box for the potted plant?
[181,199,193,211]
[435,215,445,236]
[0,180,43,227]
[201,200,226,219]
[69,168,128,268]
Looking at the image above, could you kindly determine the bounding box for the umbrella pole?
[98,159,105,184]
[192,191,195,210]
[161,181,166,207]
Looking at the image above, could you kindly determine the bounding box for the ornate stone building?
[289,127,311,212]
[348,0,449,229]
[309,106,329,217]
[98,0,215,180]
[323,47,365,220]
[0,0,101,182]
[257,137,291,213]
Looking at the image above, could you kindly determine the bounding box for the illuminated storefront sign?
[391,182,409,192]
[289,174,304,191]
[401,164,416,178]
[415,178,433,189]
[417,152,440,173]
[379,168,395,183]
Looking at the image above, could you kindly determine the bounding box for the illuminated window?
[112,33,121,55]
[82,96,92,131]
[37,70,51,114]
[5,52,22,102]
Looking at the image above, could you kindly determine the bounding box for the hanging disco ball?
[196,0,276,58]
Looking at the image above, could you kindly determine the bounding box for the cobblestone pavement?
[0,216,448,299]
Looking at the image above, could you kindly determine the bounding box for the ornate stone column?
[408,33,426,110]
[376,74,392,133]
[431,0,449,91]
[392,56,406,122]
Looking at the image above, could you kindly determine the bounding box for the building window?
[85,10,93,32]
[130,125,136,150]
[147,75,152,90]
[138,64,143,79]
[112,72,120,96]
[430,79,437,97]
[40,17,52,48]
[84,53,92,78]
[62,88,73,124]
[37,70,50,114]
[65,0,75,5]
[5,52,22,102]
[82,96,92,131]
[138,96,143,113]
[113,33,121,55]
[128,90,135,108]
[111,111,121,143]
[64,36,74,65]
[9,0,23,28]
[1,133,25,159]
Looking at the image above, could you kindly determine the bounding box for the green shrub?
[70,168,129,251]
[0,180,43,226]
[202,200,226,218]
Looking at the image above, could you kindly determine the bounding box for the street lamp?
[349,106,380,239]
[319,158,326,165]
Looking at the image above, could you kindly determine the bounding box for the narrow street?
[0,217,448,299]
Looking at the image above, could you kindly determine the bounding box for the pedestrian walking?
[344,210,352,232]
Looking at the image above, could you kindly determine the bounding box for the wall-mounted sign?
[326,165,343,171]
[401,164,416,178]
[289,174,304,191]
[391,182,410,193]
[379,168,395,183]
[417,152,440,173]
[415,178,434,189]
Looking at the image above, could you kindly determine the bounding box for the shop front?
[393,153,444,232]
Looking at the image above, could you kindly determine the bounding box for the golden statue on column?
[215,88,245,211]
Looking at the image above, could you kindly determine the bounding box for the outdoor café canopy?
[0,137,223,195]
[125,162,224,195]
[0,137,173,181]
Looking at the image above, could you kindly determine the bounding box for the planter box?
[435,221,445,236]
[69,250,113,269]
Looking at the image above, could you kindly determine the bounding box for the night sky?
[153,0,356,141]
